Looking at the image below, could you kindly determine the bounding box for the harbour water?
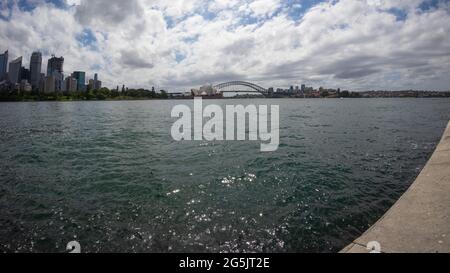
[1,98,449,253]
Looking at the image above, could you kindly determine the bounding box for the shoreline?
[342,120,450,253]
[1,97,450,103]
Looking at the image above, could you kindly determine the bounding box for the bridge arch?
[214,81,268,94]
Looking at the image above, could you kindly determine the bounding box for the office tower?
[95,80,102,90]
[72,71,86,92]
[65,76,78,93]
[93,73,102,90]
[301,84,306,93]
[38,73,45,93]
[47,55,64,76]
[0,50,8,81]
[47,55,64,92]
[21,67,30,83]
[88,79,94,91]
[30,52,42,89]
[92,73,102,90]
[9,56,22,84]
[44,75,55,93]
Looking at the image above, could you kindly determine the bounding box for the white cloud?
[0,0,450,91]
[248,0,282,17]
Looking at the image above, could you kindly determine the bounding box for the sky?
[1,0,450,91]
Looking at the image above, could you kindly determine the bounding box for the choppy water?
[0,98,449,253]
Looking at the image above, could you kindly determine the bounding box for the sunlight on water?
[0,98,449,253]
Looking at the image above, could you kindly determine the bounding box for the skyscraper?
[47,56,64,92]
[9,56,22,84]
[44,75,55,94]
[47,55,64,76]
[65,76,78,93]
[30,52,42,89]
[21,67,30,83]
[0,50,8,81]
[92,73,102,90]
[72,71,86,92]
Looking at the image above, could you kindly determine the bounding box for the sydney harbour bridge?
[213,81,268,96]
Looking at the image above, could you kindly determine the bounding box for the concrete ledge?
[342,121,450,253]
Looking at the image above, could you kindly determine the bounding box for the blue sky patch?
[285,0,321,21]
[386,8,408,21]
[418,0,450,11]
[175,52,186,63]
[76,28,97,50]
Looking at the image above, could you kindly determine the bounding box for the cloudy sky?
[1,0,450,91]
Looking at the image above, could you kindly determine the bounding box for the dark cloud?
[120,49,154,69]
[334,68,380,79]
[75,0,143,26]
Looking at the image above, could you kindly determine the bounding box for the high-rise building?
[47,55,64,92]
[30,52,42,89]
[95,80,102,90]
[0,50,8,81]
[65,76,78,93]
[44,75,55,94]
[47,55,64,76]
[21,67,30,83]
[88,79,94,90]
[72,71,86,92]
[9,56,22,84]
[91,73,102,90]
[38,73,45,93]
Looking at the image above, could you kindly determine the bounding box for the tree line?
[0,87,169,102]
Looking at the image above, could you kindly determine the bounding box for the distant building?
[47,56,64,93]
[87,78,101,91]
[93,73,102,90]
[72,71,86,92]
[65,76,77,93]
[38,73,45,93]
[21,67,30,83]
[96,80,102,90]
[47,56,64,76]
[88,79,94,91]
[192,84,219,97]
[301,84,306,93]
[0,50,8,81]
[44,75,55,94]
[20,80,32,93]
[30,52,42,89]
[8,56,22,84]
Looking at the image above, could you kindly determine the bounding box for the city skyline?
[0,48,105,94]
[1,0,450,91]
